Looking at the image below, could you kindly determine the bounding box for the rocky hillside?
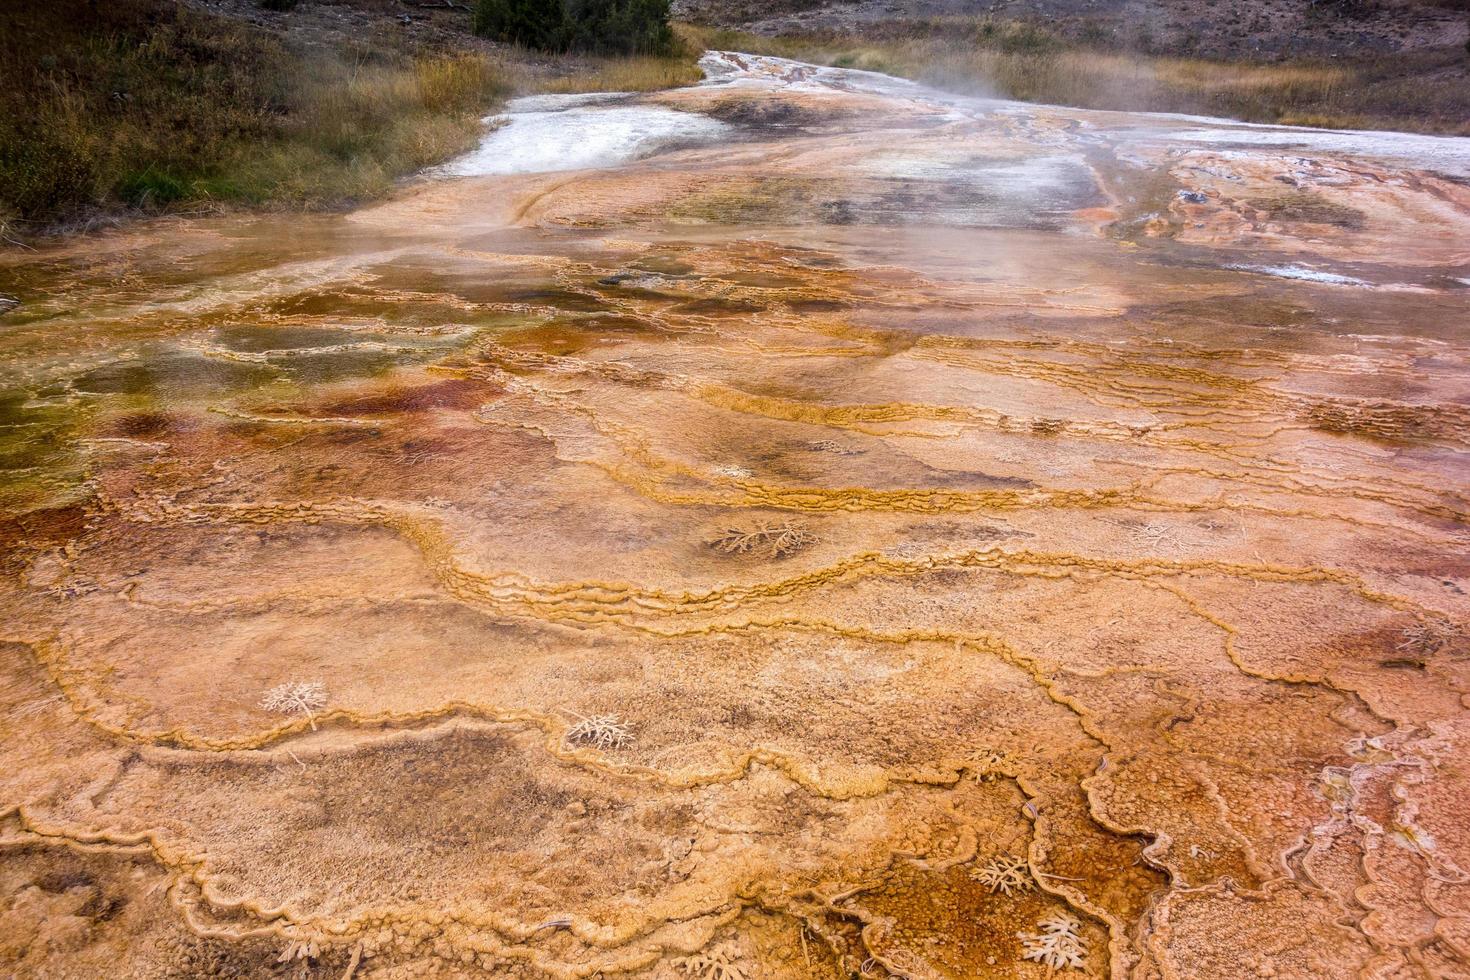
[675,0,1469,133]
[674,0,1469,59]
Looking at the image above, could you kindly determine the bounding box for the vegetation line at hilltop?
[682,18,1470,137]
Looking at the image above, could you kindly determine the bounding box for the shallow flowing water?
[2,52,1469,979]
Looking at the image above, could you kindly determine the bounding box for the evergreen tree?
[473,0,569,51]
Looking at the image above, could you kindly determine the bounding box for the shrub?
[473,0,674,55]
[566,0,675,55]
[473,0,570,51]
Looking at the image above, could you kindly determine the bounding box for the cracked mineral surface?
[1,51,1468,979]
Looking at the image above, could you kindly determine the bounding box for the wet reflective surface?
[1,52,1469,978]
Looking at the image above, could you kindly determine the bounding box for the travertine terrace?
[1,53,1468,978]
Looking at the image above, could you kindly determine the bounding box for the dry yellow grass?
[216,50,514,207]
[535,54,705,94]
[0,0,516,234]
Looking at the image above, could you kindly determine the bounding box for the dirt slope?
[674,0,1470,58]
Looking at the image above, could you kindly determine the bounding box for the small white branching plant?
[260,681,328,730]
[563,712,635,751]
[1019,913,1087,971]
[674,942,746,980]
[972,853,1035,895]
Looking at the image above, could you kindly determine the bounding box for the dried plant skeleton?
[564,712,635,750]
[1398,620,1460,655]
[1019,913,1087,971]
[972,853,1035,895]
[706,520,817,558]
[674,943,747,980]
[260,681,328,730]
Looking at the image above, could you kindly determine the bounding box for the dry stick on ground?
[277,936,321,964]
[341,942,364,980]
[867,947,929,979]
